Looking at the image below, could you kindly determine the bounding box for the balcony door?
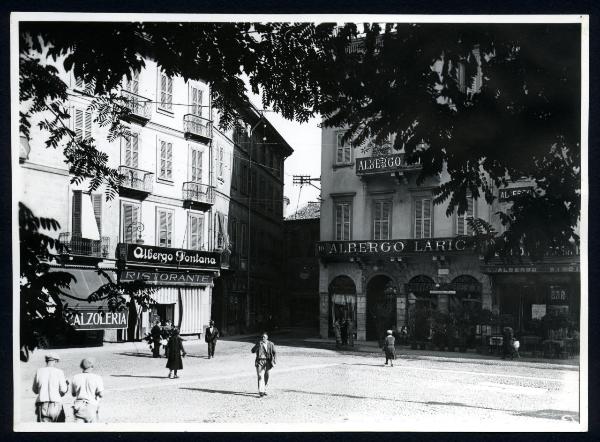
[124,133,139,168]
[189,85,203,117]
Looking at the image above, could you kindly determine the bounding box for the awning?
[49,268,116,311]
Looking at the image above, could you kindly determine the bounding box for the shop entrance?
[366,275,397,342]
[150,304,175,325]
[328,276,356,339]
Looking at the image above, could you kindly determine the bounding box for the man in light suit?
[251,332,276,397]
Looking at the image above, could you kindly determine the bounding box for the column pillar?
[356,292,366,341]
[319,291,329,339]
[396,292,408,330]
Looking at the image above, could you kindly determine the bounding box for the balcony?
[183,114,213,144]
[118,165,154,199]
[355,153,422,183]
[120,90,151,125]
[59,233,111,259]
[182,181,215,211]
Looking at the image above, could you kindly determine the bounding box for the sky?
[246,93,322,218]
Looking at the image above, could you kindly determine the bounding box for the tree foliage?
[19,21,581,260]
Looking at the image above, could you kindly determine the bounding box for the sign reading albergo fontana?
[117,243,220,270]
[70,308,128,331]
[317,237,475,258]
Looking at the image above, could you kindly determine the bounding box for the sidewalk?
[303,337,580,369]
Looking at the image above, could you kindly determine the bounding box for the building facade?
[283,203,321,329]
[221,106,293,335]
[19,57,236,343]
[317,128,580,343]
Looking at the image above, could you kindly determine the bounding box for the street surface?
[15,333,582,431]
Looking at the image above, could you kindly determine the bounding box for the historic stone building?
[317,128,580,342]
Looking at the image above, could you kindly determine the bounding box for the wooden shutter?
[343,204,350,240]
[167,77,173,110]
[160,74,166,107]
[336,133,343,164]
[191,148,202,183]
[72,190,82,237]
[123,204,139,243]
[92,194,102,236]
[191,86,202,116]
[74,109,83,140]
[423,198,431,238]
[415,199,423,239]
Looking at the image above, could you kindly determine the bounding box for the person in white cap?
[383,330,396,367]
[71,358,104,423]
[32,353,69,422]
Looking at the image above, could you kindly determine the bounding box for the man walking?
[32,353,69,422]
[71,358,104,423]
[251,332,276,397]
[204,320,220,359]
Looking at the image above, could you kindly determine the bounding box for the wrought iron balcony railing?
[182,182,215,206]
[121,90,151,122]
[118,165,154,194]
[58,233,111,258]
[183,114,213,141]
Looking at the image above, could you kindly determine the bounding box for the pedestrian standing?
[71,358,104,423]
[151,320,162,358]
[32,353,69,422]
[251,332,277,397]
[341,319,348,346]
[166,328,186,379]
[333,320,342,349]
[346,319,354,347]
[204,320,220,359]
[383,330,396,367]
[502,326,515,360]
[162,320,173,357]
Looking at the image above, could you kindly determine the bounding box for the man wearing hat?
[383,330,396,367]
[71,358,104,423]
[32,353,69,422]
[204,320,220,359]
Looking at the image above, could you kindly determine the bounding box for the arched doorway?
[450,275,482,314]
[366,275,397,341]
[328,276,356,338]
[406,275,435,342]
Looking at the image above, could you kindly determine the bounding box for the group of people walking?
[149,319,278,397]
[32,353,104,423]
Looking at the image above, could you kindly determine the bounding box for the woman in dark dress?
[166,328,186,378]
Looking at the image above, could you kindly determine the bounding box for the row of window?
[231,156,283,218]
[334,197,475,241]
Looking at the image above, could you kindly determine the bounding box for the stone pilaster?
[319,291,329,338]
[356,293,366,341]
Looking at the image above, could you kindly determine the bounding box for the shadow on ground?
[180,387,258,397]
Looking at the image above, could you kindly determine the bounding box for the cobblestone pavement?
[15,335,583,431]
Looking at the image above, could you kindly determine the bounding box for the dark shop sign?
[317,237,475,257]
[117,243,220,270]
[498,186,534,202]
[120,270,214,286]
[70,309,128,331]
[355,153,422,175]
[481,263,580,274]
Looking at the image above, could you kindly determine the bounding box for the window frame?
[157,138,174,182]
[188,212,205,251]
[372,199,392,240]
[413,196,433,239]
[157,70,173,113]
[156,207,174,248]
[335,131,353,166]
[334,200,353,241]
[120,200,141,243]
[456,196,476,236]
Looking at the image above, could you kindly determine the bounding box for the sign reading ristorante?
[117,243,220,269]
[120,270,214,286]
[355,153,422,175]
[317,237,475,257]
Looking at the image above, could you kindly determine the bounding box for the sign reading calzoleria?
[117,243,220,270]
[317,237,475,257]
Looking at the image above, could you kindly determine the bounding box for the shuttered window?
[190,85,202,116]
[414,198,432,239]
[190,147,203,182]
[336,132,352,164]
[456,197,475,236]
[92,194,102,236]
[159,72,173,111]
[122,203,140,243]
[74,108,93,141]
[124,133,139,168]
[72,190,83,237]
[125,71,139,93]
[217,143,224,179]
[335,202,352,241]
[373,200,392,240]
[240,222,248,257]
[188,213,204,250]
[157,208,173,247]
[159,140,173,180]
